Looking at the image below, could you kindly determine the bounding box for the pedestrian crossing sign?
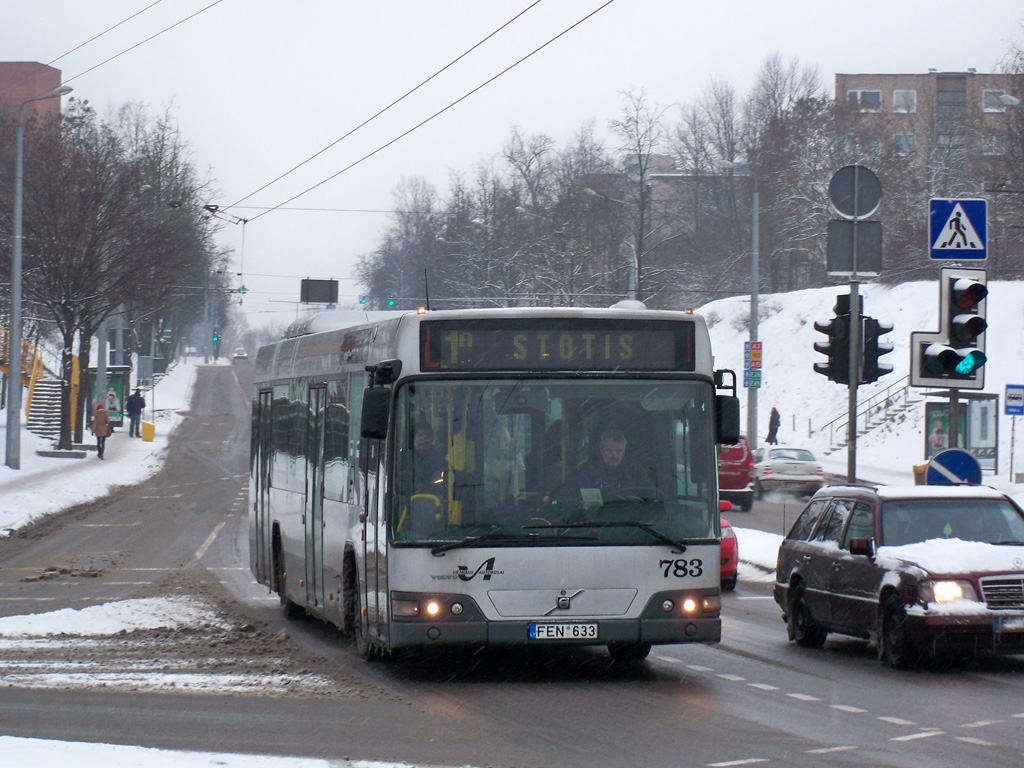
[929,198,987,260]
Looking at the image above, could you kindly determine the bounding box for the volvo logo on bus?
[546,589,584,615]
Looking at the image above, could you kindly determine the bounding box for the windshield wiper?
[991,540,1024,546]
[554,520,688,553]
[430,527,525,556]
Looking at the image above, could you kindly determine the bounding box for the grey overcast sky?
[3,1,1023,326]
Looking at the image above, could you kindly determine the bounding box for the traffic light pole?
[847,282,861,484]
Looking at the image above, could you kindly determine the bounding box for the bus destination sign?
[420,319,695,372]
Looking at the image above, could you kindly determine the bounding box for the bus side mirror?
[360,387,391,439]
[716,395,740,445]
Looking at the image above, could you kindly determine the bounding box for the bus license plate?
[529,622,598,640]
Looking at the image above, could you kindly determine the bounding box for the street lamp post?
[6,85,72,470]
[583,188,640,302]
[721,161,759,449]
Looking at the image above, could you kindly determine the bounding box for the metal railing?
[816,375,919,448]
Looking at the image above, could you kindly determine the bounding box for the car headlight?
[919,579,978,604]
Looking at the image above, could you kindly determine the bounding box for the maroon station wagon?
[774,485,1024,668]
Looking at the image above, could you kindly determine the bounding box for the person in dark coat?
[766,407,781,445]
[91,404,112,459]
[126,388,146,438]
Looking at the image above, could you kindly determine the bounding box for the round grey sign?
[829,165,881,219]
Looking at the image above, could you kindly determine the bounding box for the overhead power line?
[0,0,167,99]
[62,0,227,86]
[243,0,619,223]
[227,0,545,210]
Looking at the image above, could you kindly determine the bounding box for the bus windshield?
[391,378,718,546]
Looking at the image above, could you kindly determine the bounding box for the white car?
[231,347,248,361]
[753,446,824,499]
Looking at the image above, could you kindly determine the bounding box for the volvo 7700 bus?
[250,306,739,661]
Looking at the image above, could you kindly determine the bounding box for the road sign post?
[1007,385,1024,482]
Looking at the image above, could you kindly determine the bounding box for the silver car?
[753,446,824,499]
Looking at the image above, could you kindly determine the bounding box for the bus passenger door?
[305,386,327,608]
[253,390,273,584]
[362,436,382,639]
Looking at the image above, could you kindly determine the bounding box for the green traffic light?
[955,350,986,375]
[360,297,368,304]
[387,299,396,306]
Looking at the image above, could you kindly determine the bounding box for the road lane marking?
[956,736,996,746]
[891,731,944,742]
[787,693,820,701]
[708,760,769,767]
[878,717,916,726]
[747,683,779,691]
[82,522,143,528]
[717,674,746,682]
[654,655,682,664]
[807,746,857,754]
[192,521,227,562]
[686,664,713,672]
[830,705,867,713]
[960,720,1003,728]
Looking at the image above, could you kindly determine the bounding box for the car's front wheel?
[788,584,827,648]
[880,594,919,669]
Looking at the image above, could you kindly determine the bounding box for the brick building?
[0,62,64,122]
[835,70,1023,183]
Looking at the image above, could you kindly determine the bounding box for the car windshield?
[769,448,815,461]
[391,378,719,546]
[881,497,1024,546]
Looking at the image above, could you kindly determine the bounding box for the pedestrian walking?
[126,388,146,438]
[92,404,112,459]
[766,407,781,445]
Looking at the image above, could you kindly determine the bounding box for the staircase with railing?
[816,375,924,454]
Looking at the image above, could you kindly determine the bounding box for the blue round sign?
[926,448,982,486]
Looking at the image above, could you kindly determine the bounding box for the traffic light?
[861,317,894,383]
[813,300,851,385]
[360,297,368,305]
[212,330,219,342]
[387,299,396,307]
[911,267,987,389]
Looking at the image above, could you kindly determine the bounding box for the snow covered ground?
[2,281,1024,765]
[1,736,465,768]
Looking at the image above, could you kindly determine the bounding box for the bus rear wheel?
[607,642,652,662]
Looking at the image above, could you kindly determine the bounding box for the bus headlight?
[682,598,698,613]
[392,599,420,617]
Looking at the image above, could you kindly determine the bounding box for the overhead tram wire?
[0,0,169,100]
[225,0,545,210]
[61,0,227,86]
[243,0,619,224]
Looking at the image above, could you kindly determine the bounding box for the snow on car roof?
[819,484,1009,500]
[875,485,1007,500]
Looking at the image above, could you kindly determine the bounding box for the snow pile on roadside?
[0,596,227,637]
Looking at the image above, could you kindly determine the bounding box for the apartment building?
[835,70,1023,179]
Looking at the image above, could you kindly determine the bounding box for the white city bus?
[250,306,739,661]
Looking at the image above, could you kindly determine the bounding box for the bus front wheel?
[275,551,303,621]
